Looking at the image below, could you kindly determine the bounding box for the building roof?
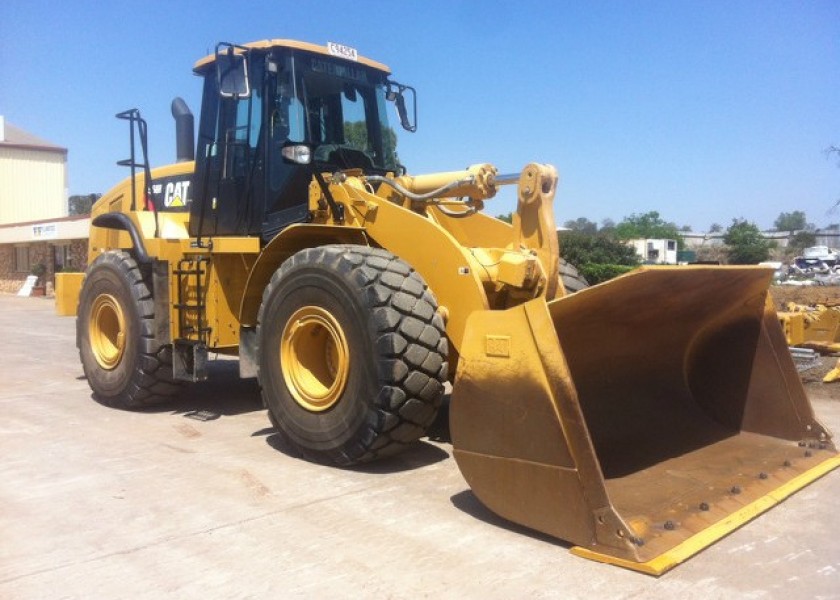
[0,119,67,154]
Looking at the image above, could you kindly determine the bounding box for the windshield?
[282,54,398,171]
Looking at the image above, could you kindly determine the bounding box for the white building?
[628,238,678,264]
[0,116,89,293]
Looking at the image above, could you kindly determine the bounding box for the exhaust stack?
[171,97,194,163]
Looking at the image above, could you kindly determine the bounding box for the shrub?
[723,219,771,264]
[578,263,636,285]
[559,231,640,268]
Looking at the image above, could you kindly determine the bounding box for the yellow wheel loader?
[61,39,839,574]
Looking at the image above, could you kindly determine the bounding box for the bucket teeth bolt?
[664,520,676,531]
[758,472,768,480]
[784,460,792,467]
[730,486,741,495]
[804,450,812,458]
[699,502,710,511]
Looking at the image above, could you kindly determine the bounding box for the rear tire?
[77,251,181,409]
[560,258,589,293]
[257,245,448,466]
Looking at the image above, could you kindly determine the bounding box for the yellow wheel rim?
[281,306,350,412]
[90,294,126,370]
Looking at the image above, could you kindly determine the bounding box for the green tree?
[558,231,639,269]
[344,121,398,168]
[562,217,598,234]
[709,223,723,233]
[773,211,809,232]
[614,211,684,248]
[68,193,100,216]
[788,230,817,253]
[496,212,513,224]
[558,231,639,284]
[724,219,771,264]
[382,126,398,168]
[343,121,368,151]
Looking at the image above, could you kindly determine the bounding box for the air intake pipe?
[171,97,195,162]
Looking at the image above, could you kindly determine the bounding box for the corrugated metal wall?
[0,147,67,225]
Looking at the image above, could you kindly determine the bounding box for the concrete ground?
[1,294,839,599]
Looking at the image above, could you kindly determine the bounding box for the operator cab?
[189,40,416,241]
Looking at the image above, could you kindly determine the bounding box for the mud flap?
[450,266,839,575]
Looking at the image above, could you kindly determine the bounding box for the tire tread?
[77,250,181,409]
[257,245,448,465]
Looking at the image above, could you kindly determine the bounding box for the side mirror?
[216,43,250,98]
[386,81,417,133]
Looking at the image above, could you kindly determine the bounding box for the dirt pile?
[770,285,840,309]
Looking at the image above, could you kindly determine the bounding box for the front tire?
[77,251,180,408]
[257,245,448,466]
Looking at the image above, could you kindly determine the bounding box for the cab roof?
[193,39,391,74]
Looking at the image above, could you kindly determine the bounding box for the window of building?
[667,240,676,251]
[15,246,30,273]
[53,244,70,271]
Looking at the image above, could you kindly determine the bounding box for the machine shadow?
[168,359,263,418]
[264,432,450,473]
[89,358,264,418]
[264,393,454,473]
[450,490,572,550]
[425,394,452,443]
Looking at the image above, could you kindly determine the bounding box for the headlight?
[281,144,312,165]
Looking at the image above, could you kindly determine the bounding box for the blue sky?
[2,0,838,231]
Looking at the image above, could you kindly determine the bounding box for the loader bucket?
[450,266,839,575]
